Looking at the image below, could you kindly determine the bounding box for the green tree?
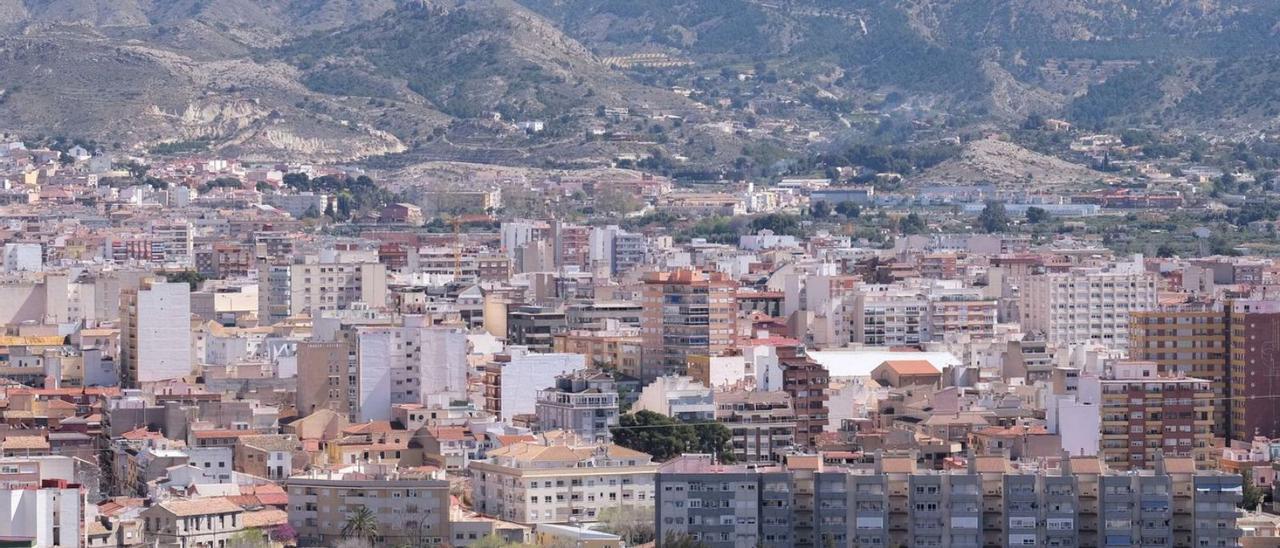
[899,213,927,235]
[166,270,206,290]
[749,214,804,237]
[612,411,692,461]
[809,200,832,218]
[834,201,861,218]
[1241,468,1265,511]
[598,505,655,544]
[255,181,273,193]
[1025,206,1050,224]
[979,201,1010,233]
[692,422,735,463]
[611,411,734,463]
[341,505,380,546]
[1156,244,1176,258]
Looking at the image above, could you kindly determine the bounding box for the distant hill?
[911,138,1112,190]
[3,0,1280,163]
[275,0,689,120]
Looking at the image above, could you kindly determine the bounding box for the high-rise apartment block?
[1229,299,1280,442]
[354,319,469,422]
[1099,361,1215,470]
[258,261,387,325]
[640,269,737,382]
[1129,301,1230,435]
[1022,256,1157,348]
[119,279,191,386]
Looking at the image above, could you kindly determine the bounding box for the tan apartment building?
[286,463,451,546]
[257,261,387,325]
[469,440,657,525]
[553,329,642,378]
[295,341,350,418]
[1021,256,1157,348]
[640,269,737,382]
[1129,301,1230,435]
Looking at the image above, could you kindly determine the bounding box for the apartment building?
[150,220,194,267]
[1129,301,1230,435]
[534,370,620,443]
[354,319,469,421]
[0,462,82,548]
[1127,298,1280,442]
[469,440,657,525]
[634,375,715,422]
[656,453,1242,548]
[849,287,926,346]
[287,464,450,546]
[482,349,587,424]
[588,225,646,276]
[119,279,191,387]
[1229,299,1280,441]
[713,389,795,463]
[507,306,568,353]
[1021,256,1157,348]
[257,261,387,325]
[141,497,245,548]
[760,346,829,448]
[295,341,350,417]
[1099,361,1214,470]
[925,292,998,342]
[640,269,738,382]
[552,329,642,378]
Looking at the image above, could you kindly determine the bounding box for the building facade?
[119,279,191,386]
[470,441,657,525]
[640,269,737,382]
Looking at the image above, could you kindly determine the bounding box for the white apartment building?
[483,349,587,424]
[354,318,470,422]
[150,220,194,267]
[633,375,715,422]
[470,440,657,525]
[1021,256,1157,348]
[120,279,192,386]
[0,456,82,548]
[1,243,41,273]
[258,261,387,325]
[849,287,926,346]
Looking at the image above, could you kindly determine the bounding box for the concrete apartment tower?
[119,279,192,386]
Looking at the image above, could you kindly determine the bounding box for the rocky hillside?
[2,0,1280,163]
[910,138,1112,190]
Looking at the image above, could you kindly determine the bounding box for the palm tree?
[341,505,380,546]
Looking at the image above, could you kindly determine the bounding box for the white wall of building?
[499,352,587,423]
[135,282,193,383]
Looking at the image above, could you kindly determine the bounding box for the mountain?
[3,0,1280,164]
[275,0,687,119]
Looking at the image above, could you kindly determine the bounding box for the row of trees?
[611,410,735,463]
[282,173,400,221]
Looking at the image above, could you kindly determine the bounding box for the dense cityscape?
[12,1,1280,547]
[0,134,1275,547]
